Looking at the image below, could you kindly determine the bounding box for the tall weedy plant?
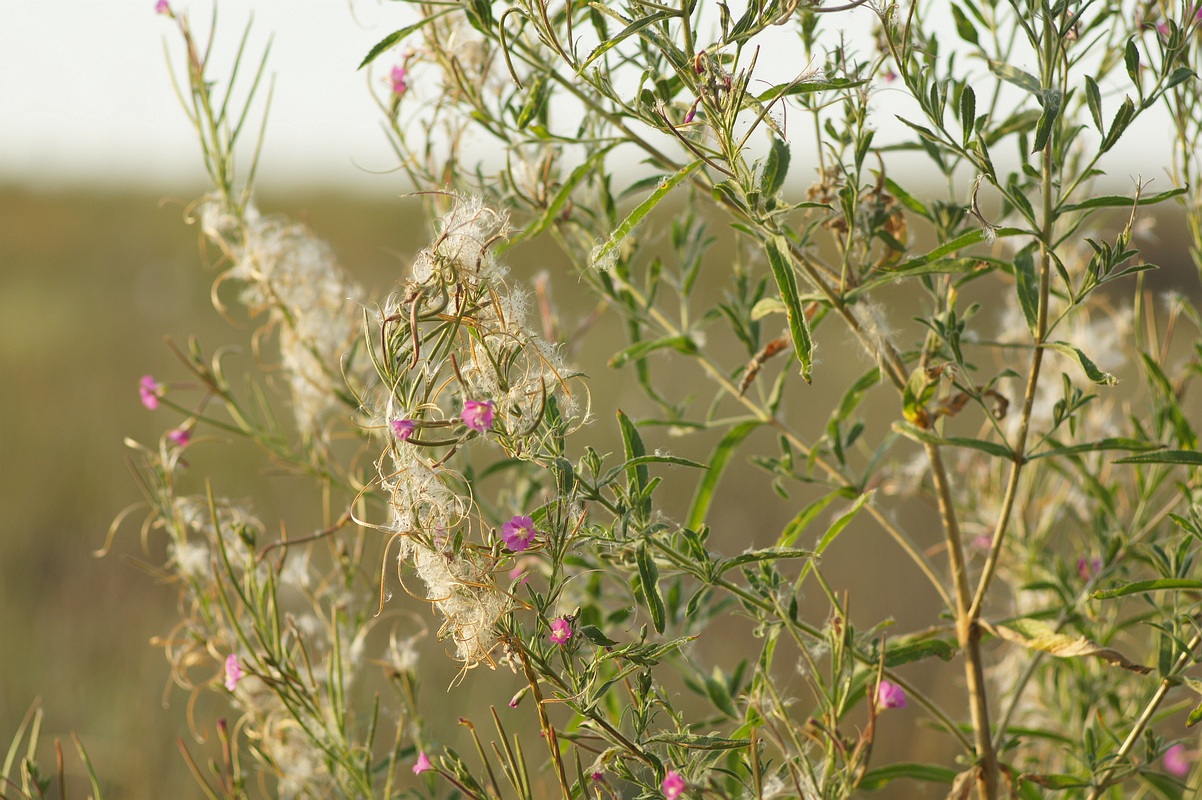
[9,1,1202,799]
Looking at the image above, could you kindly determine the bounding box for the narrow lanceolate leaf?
[1013,245,1039,334]
[984,619,1151,674]
[764,235,813,383]
[608,335,699,368]
[717,547,815,576]
[617,410,649,517]
[760,136,791,197]
[1028,437,1162,460]
[578,10,672,72]
[687,421,762,529]
[646,733,752,750]
[592,160,701,268]
[987,59,1041,95]
[893,421,1015,459]
[859,763,958,790]
[1114,449,1202,466]
[1059,186,1187,213]
[358,10,456,69]
[1092,579,1202,599]
[1045,342,1118,385]
[636,541,666,634]
[1032,89,1062,153]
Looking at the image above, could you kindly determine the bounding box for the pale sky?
[1,1,412,193]
[0,1,1183,195]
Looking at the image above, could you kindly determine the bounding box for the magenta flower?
[1077,555,1102,581]
[391,418,417,441]
[876,679,907,710]
[390,65,409,97]
[549,617,572,645]
[168,426,191,447]
[412,751,433,775]
[501,515,536,552]
[1165,743,1192,777]
[461,399,494,432]
[223,653,243,691]
[662,770,686,799]
[139,375,162,410]
[154,0,170,14]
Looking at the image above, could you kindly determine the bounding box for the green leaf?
[984,619,1151,673]
[859,763,958,790]
[578,10,672,72]
[884,635,958,667]
[1114,449,1202,466]
[1045,342,1118,385]
[1166,66,1197,91]
[1032,89,1062,153]
[1059,186,1187,213]
[750,297,787,319]
[764,234,814,383]
[580,625,619,647]
[1100,95,1136,153]
[358,10,455,69]
[1189,699,1202,727]
[718,547,816,575]
[608,335,699,368]
[636,542,666,634]
[814,491,873,558]
[1028,438,1162,460]
[1092,579,1202,599]
[617,410,649,516]
[645,733,751,750]
[893,421,1015,459]
[987,60,1041,95]
[514,74,549,130]
[760,136,790,197]
[592,161,701,267]
[1125,38,1141,86]
[622,454,707,470]
[687,421,762,529]
[1084,76,1103,131]
[959,84,976,146]
[1013,245,1039,334]
[884,229,1006,274]
[755,77,866,104]
[776,490,849,548]
[951,5,979,45]
[703,670,740,719]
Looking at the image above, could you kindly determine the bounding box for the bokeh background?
[2,2,1198,797]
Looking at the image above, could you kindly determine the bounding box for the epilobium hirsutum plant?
[55,0,1202,799]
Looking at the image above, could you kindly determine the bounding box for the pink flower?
[154,0,170,14]
[1165,743,1192,777]
[412,751,433,775]
[662,770,686,799]
[168,427,191,447]
[390,418,416,441]
[876,679,907,710]
[139,375,162,410]
[549,617,572,645]
[461,399,494,432]
[223,654,242,691]
[390,65,409,97]
[1077,555,1102,581]
[501,515,536,552]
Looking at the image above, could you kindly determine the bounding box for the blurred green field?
[2,183,1197,797]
